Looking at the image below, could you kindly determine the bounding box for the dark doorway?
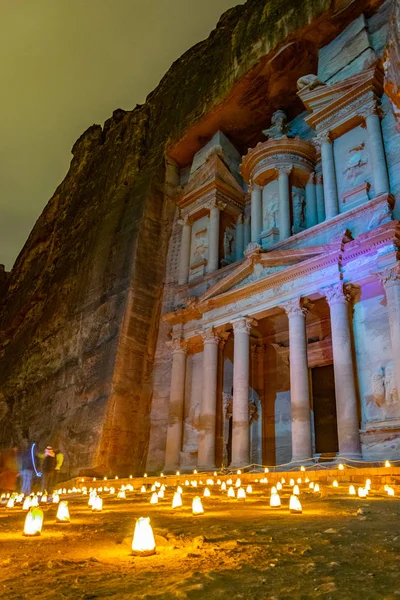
[312,365,339,455]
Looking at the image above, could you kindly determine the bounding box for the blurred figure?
[41,446,56,493]
[0,446,18,493]
[19,442,34,496]
[54,448,64,486]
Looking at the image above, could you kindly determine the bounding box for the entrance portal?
[312,365,338,456]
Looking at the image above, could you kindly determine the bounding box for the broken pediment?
[198,245,327,303]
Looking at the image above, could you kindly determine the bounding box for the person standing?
[54,448,64,486]
[41,446,56,493]
[19,442,34,496]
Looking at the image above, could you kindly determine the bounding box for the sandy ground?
[1,479,400,600]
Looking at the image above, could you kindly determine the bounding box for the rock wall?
[0,0,386,476]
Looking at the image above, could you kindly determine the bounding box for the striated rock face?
[0,0,386,476]
[384,0,400,123]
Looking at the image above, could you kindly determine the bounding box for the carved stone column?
[324,284,361,459]
[208,200,225,273]
[283,298,312,462]
[305,172,318,228]
[378,265,400,395]
[319,133,339,219]
[316,174,326,223]
[178,217,192,286]
[198,328,220,470]
[250,184,263,244]
[236,214,244,261]
[231,317,255,467]
[364,105,390,196]
[244,216,251,250]
[164,339,188,471]
[278,166,292,241]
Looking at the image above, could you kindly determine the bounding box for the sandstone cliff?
[0,0,386,476]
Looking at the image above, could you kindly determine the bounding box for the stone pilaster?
[164,339,188,471]
[244,216,251,251]
[207,200,225,273]
[305,172,318,228]
[319,133,339,219]
[378,265,400,396]
[278,166,292,241]
[236,214,244,261]
[324,284,361,459]
[283,298,312,462]
[250,183,263,244]
[316,174,326,223]
[197,328,220,470]
[231,317,256,467]
[364,104,390,197]
[178,217,192,286]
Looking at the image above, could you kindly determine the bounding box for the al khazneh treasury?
[1,0,400,476]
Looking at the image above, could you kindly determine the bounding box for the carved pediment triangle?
[181,153,244,200]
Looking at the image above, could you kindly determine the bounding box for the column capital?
[377,264,400,289]
[201,327,220,344]
[316,174,323,185]
[232,316,257,334]
[218,331,231,349]
[323,283,353,306]
[360,98,382,121]
[317,132,333,145]
[281,297,310,318]
[249,181,263,193]
[277,165,293,177]
[177,214,192,226]
[307,172,316,185]
[207,199,226,212]
[166,338,188,353]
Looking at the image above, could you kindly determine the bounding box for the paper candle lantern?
[227,479,233,486]
[385,460,391,467]
[92,496,103,511]
[289,494,302,514]
[227,486,235,498]
[276,482,282,491]
[52,493,60,504]
[264,467,269,473]
[31,496,39,507]
[309,482,314,489]
[349,485,356,495]
[221,482,227,491]
[157,490,164,499]
[56,501,70,523]
[387,486,395,496]
[338,463,344,471]
[141,485,146,493]
[22,497,32,511]
[176,471,180,476]
[203,487,211,497]
[132,517,156,556]
[172,492,182,508]
[293,485,300,496]
[246,485,253,494]
[290,479,295,487]
[270,492,281,508]
[237,487,246,500]
[117,490,126,499]
[23,507,44,536]
[235,479,241,488]
[177,486,183,494]
[217,479,221,485]
[271,486,277,494]
[192,496,204,515]
[150,493,158,505]
[332,480,339,488]
[313,483,320,493]
[151,485,156,492]
[297,478,302,484]
[6,497,15,508]
[300,466,305,472]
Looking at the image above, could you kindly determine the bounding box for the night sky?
[1,0,243,270]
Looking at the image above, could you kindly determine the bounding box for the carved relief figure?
[297,74,325,91]
[371,367,385,407]
[370,364,399,411]
[262,109,290,140]
[264,192,279,230]
[342,142,368,183]
[192,230,208,262]
[292,190,306,231]
[223,227,234,260]
[385,362,398,406]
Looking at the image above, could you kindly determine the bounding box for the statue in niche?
[224,392,233,420]
[385,362,398,406]
[292,190,306,231]
[249,400,259,424]
[223,227,234,260]
[264,192,279,230]
[262,109,291,140]
[297,74,325,91]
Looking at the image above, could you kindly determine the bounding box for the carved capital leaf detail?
[232,316,257,334]
[201,327,220,344]
[323,283,352,305]
[278,165,293,177]
[281,297,309,317]
[377,264,400,288]
[166,338,188,353]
